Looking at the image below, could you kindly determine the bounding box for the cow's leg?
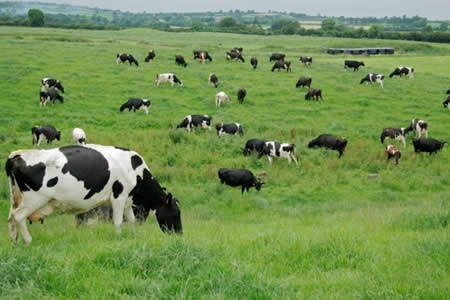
[268,156,273,165]
[123,202,136,233]
[111,198,126,236]
[12,195,48,245]
[8,184,19,245]
[290,153,299,166]
[241,186,245,194]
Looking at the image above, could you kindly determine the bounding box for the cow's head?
[215,122,224,131]
[254,179,264,191]
[360,62,365,66]
[155,193,182,234]
[31,126,40,145]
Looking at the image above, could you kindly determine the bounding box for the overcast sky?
[29,0,450,20]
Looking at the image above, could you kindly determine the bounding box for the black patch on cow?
[112,180,124,198]
[47,177,58,187]
[114,146,130,151]
[131,155,143,170]
[60,146,110,200]
[128,168,167,212]
[5,155,46,192]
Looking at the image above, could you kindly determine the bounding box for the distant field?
[0,27,449,298]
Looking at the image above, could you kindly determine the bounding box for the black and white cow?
[209,73,219,88]
[272,60,291,72]
[72,128,86,145]
[380,127,411,147]
[250,57,258,69]
[296,77,312,88]
[218,168,264,194]
[116,53,139,66]
[270,53,285,61]
[5,145,182,244]
[193,50,212,64]
[299,56,312,66]
[215,91,232,108]
[176,114,212,132]
[308,134,348,158]
[258,141,298,165]
[144,50,156,62]
[237,88,247,104]
[241,139,267,156]
[40,88,64,106]
[443,96,450,109]
[120,98,150,115]
[226,51,245,62]
[409,119,428,138]
[32,125,61,146]
[413,138,447,155]
[360,73,384,88]
[344,60,365,71]
[215,123,243,136]
[386,145,401,165]
[305,88,323,101]
[155,73,183,87]
[230,47,243,54]
[389,66,414,79]
[41,78,64,93]
[175,55,187,67]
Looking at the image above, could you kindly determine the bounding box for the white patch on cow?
[139,105,149,115]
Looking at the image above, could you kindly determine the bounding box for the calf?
[116,53,139,66]
[360,73,384,88]
[155,73,183,87]
[215,123,243,136]
[32,125,61,146]
[241,139,267,156]
[226,51,245,63]
[413,138,447,155]
[41,78,64,93]
[344,60,365,71]
[380,127,411,147]
[144,50,155,62]
[409,119,428,137]
[305,88,323,101]
[176,114,212,132]
[389,66,414,79]
[120,98,150,115]
[237,88,247,104]
[296,77,312,88]
[308,134,347,158]
[193,50,212,64]
[175,55,187,67]
[40,87,63,106]
[270,53,285,61]
[443,96,450,109]
[299,56,312,66]
[272,60,291,72]
[258,141,298,165]
[250,57,258,69]
[386,145,401,165]
[215,91,231,108]
[209,73,219,88]
[72,128,86,145]
[218,168,264,194]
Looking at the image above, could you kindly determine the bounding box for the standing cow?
[144,50,156,62]
[344,60,365,71]
[241,139,267,156]
[209,73,219,88]
[308,134,347,158]
[409,119,428,138]
[218,168,264,194]
[193,50,212,64]
[176,114,212,132]
[41,78,64,93]
[389,66,414,79]
[272,61,291,72]
[413,138,447,155]
[215,91,232,108]
[32,125,61,146]
[215,123,243,136]
[258,141,298,165]
[305,88,323,102]
[360,73,384,88]
[299,56,312,66]
[442,96,450,109]
[380,127,411,147]
[175,55,187,67]
[296,77,312,88]
[155,73,183,87]
[120,98,151,115]
[386,145,401,165]
[270,53,285,61]
[250,57,258,69]
[116,53,139,66]
[40,88,64,106]
[237,88,247,104]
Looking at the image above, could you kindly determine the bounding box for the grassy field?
[0,26,449,299]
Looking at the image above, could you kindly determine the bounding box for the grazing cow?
[270,53,285,61]
[209,73,219,88]
[5,145,182,244]
[226,51,245,62]
[299,56,312,66]
[443,96,450,109]
[360,73,384,88]
[305,88,323,101]
[230,47,243,54]
[155,73,183,87]
[218,168,264,194]
[272,60,291,72]
[144,50,156,62]
[389,66,414,79]
[308,134,348,158]
[175,55,187,67]
[72,128,86,145]
[215,91,231,108]
[120,98,150,115]
[116,53,139,66]
[413,138,447,155]
[409,119,428,138]
[237,88,247,104]
[40,87,63,106]
[250,57,258,69]
[386,145,401,165]
[241,139,267,156]
[380,127,411,147]
[215,123,243,136]
[296,77,312,88]
[32,125,61,146]
[176,114,212,132]
[193,50,212,64]
[41,78,64,93]
[258,141,298,165]
[344,60,365,71]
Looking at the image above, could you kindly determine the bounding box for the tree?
[439,22,448,31]
[28,9,44,27]
[368,25,383,38]
[321,18,336,32]
[422,25,433,33]
[218,17,236,28]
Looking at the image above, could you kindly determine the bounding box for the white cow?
[215,91,231,108]
[155,73,183,87]
[72,128,86,145]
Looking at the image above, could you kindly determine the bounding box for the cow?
[226,51,245,63]
[116,53,139,66]
[176,114,212,132]
[175,55,187,67]
[40,87,64,106]
[270,53,285,61]
[308,134,347,158]
[344,60,365,71]
[296,77,312,88]
[32,125,61,146]
[389,66,414,79]
[409,119,428,138]
[447,89,450,94]
[305,88,323,102]
[230,47,243,54]
[237,88,247,104]
[120,98,150,115]
[360,73,384,88]
[299,56,312,66]
[380,127,411,147]
[5,144,182,245]
[386,145,401,165]
[241,139,267,156]
[41,78,64,93]
[215,123,243,136]
[442,96,450,109]
[218,168,264,194]
[215,91,231,108]
[193,50,212,64]
[413,138,447,155]
[144,50,156,62]
[155,73,183,87]
[272,60,291,72]
[209,73,219,88]
[258,141,298,165]
[72,128,86,145]
[250,57,258,69]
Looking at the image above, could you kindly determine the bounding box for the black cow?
[299,56,312,66]
[226,51,245,62]
[241,139,267,156]
[413,138,447,155]
[344,60,365,71]
[209,73,219,88]
[116,53,139,66]
[215,123,243,136]
[144,50,155,62]
[120,98,150,115]
[272,60,291,72]
[389,66,414,79]
[218,168,264,194]
[305,88,323,101]
[296,77,312,88]
[237,88,247,104]
[41,78,64,93]
[270,53,285,61]
[386,145,401,165]
[175,55,187,67]
[380,127,411,147]
[40,87,63,106]
[250,57,258,69]
[308,134,347,158]
[443,96,450,108]
[32,125,61,146]
[176,114,212,132]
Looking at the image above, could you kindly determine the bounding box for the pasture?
[0,26,449,298]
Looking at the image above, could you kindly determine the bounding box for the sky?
[24,0,450,20]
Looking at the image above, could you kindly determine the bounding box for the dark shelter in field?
[326,48,395,55]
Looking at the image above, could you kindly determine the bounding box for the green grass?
[0,26,449,299]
